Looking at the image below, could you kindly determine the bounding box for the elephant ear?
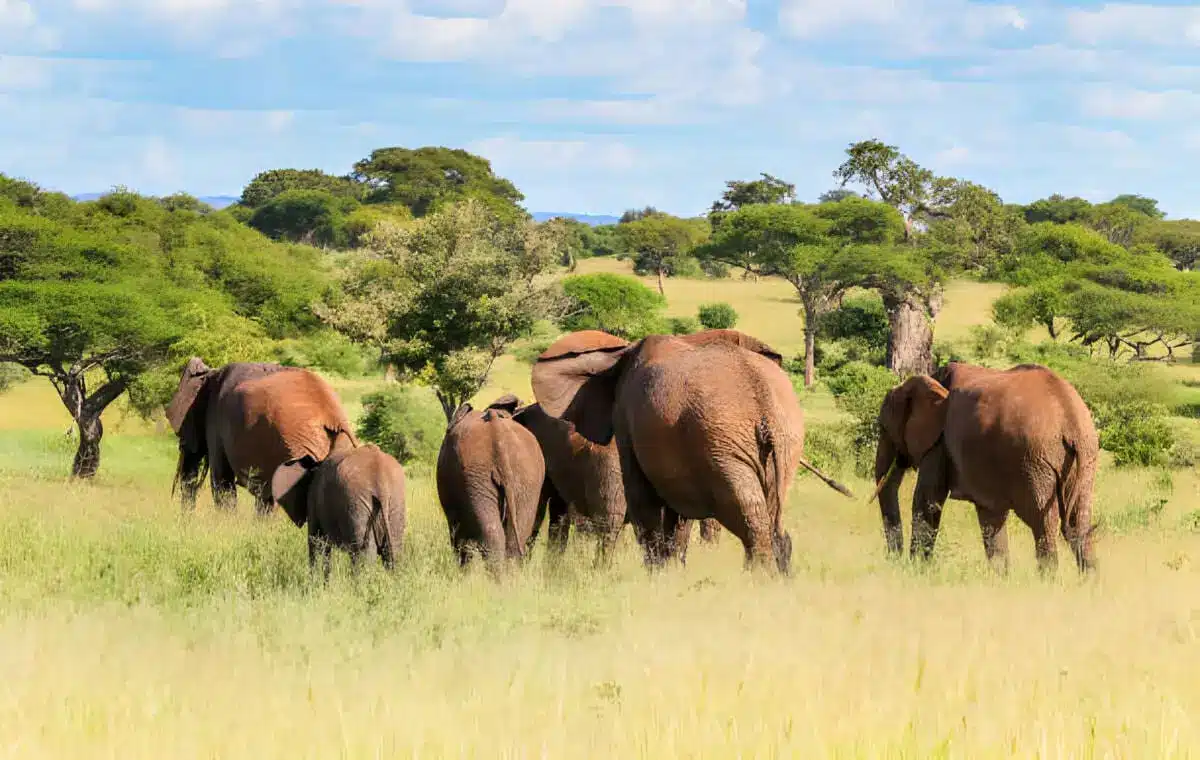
[165,357,212,452]
[485,394,522,418]
[531,330,631,445]
[449,403,474,429]
[681,329,783,366]
[271,455,318,528]
[901,376,950,464]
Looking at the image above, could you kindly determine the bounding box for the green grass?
[3,260,1200,757]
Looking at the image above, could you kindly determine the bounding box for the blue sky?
[2,0,1199,217]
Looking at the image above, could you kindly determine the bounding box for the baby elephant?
[271,433,407,578]
[436,394,547,574]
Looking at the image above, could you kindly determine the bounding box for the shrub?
[823,361,898,476]
[667,316,700,335]
[697,302,738,330]
[560,273,666,339]
[818,294,889,353]
[357,385,446,474]
[0,362,29,393]
[275,329,374,378]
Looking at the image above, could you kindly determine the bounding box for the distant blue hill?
[530,211,620,226]
[71,194,617,225]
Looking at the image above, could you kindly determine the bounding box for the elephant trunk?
[172,446,208,512]
[873,437,905,556]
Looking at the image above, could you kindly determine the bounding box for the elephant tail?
[1056,437,1099,542]
[756,419,789,534]
[368,494,398,570]
[493,476,524,561]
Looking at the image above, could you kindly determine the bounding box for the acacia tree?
[616,214,709,295]
[696,203,864,386]
[319,198,568,420]
[708,173,796,229]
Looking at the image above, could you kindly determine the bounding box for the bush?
[0,362,29,393]
[667,316,700,335]
[818,294,889,353]
[560,273,666,339]
[697,302,738,330]
[823,361,898,476]
[275,329,375,378]
[357,385,446,474]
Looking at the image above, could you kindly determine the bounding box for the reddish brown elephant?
[436,395,548,574]
[530,329,853,575]
[165,358,358,520]
[271,431,406,579]
[871,361,1099,575]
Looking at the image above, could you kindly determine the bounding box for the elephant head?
[871,375,950,553]
[270,431,357,527]
[166,357,213,453]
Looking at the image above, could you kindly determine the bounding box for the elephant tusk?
[868,459,898,505]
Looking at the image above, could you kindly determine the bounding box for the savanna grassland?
[2,257,1200,758]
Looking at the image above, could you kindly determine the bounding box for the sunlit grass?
[2,262,1200,755]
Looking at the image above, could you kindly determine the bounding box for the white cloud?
[534,98,695,126]
[778,0,1026,52]
[0,0,59,49]
[1066,4,1200,47]
[1079,87,1200,121]
[0,55,50,90]
[468,136,639,173]
[139,136,178,187]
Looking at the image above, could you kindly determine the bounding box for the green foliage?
[351,146,524,219]
[666,316,700,335]
[709,173,796,228]
[560,273,666,339]
[821,361,899,476]
[357,384,446,473]
[1021,194,1093,225]
[1108,194,1164,220]
[0,362,29,393]
[697,302,738,330]
[1136,219,1200,271]
[275,329,375,378]
[619,206,664,224]
[238,168,363,209]
[248,189,359,248]
[320,198,565,419]
[832,139,956,229]
[817,294,889,352]
[616,215,710,290]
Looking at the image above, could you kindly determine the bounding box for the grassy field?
[2,258,1200,757]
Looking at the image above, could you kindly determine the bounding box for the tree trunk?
[73,412,103,479]
[656,267,665,296]
[883,290,935,377]
[802,303,818,388]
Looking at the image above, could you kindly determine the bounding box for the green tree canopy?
[1136,219,1200,271]
[0,181,326,477]
[247,189,360,248]
[351,146,525,220]
[318,198,566,420]
[709,173,796,228]
[615,214,710,294]
[239,168,363,209]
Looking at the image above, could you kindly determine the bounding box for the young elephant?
[871,361,1099,575]
[271,433,407,578]
[436,395,548,574]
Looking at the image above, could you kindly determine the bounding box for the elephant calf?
[436,395,547,574]
[271,433,407,578]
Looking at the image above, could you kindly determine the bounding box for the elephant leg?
[546,490,571,560]
[975,506,1010,575]
[616,439,672,571]
[910,455,950,562]
[668,512,692,567]
[308,525,332,583]
[209,448,237,512]
[593,515,625,570]
[252,481,274,519]
[699,519,721,544]
[1059,477,1096,575]
[1032,493,1060,579]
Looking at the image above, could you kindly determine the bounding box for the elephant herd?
[165,329,1100,579]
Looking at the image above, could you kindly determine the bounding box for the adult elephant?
[165,357,359,519]
[530,329,854,574]
[436,395,548,574]
[870,361,1099,575]
[511,402,724,566]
